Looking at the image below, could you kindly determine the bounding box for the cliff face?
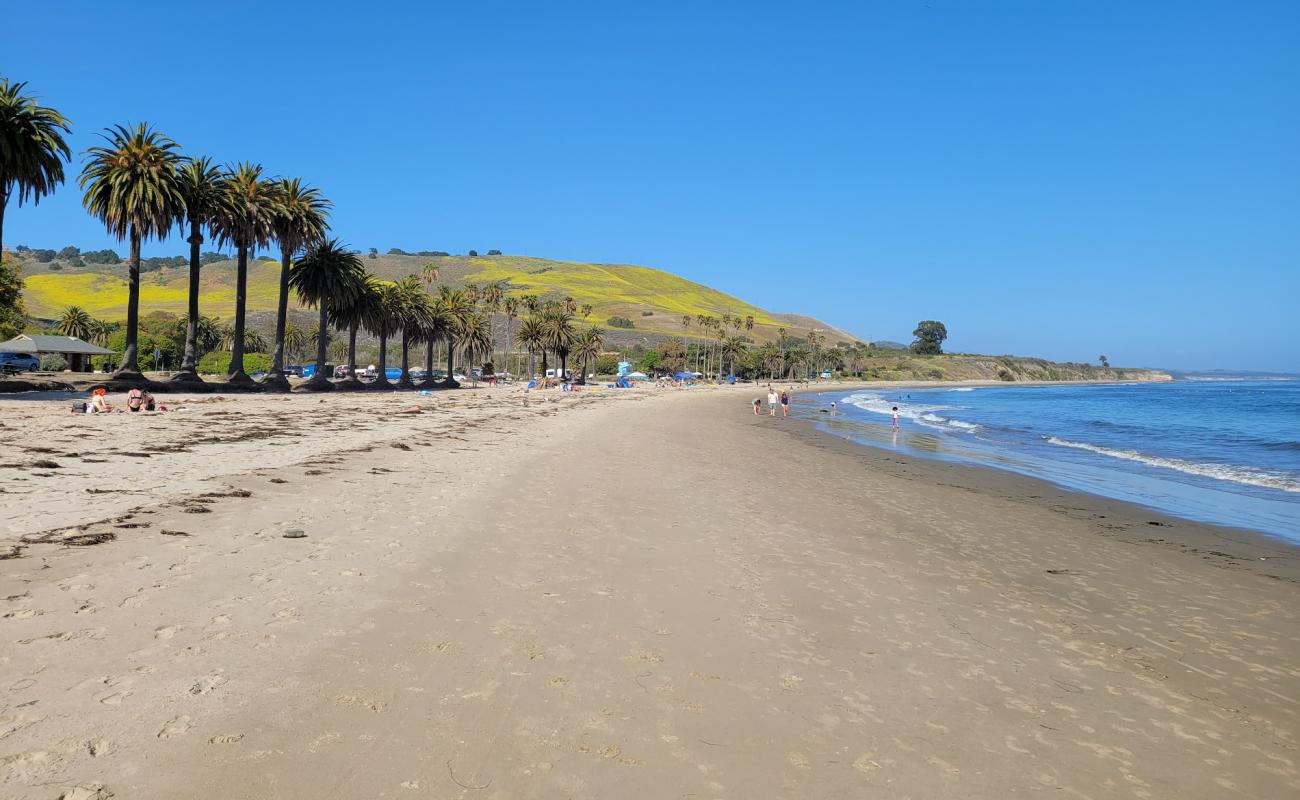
[853,354,1173,383]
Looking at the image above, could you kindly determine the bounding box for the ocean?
[804,380,1300,543]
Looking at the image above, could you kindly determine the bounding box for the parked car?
[0,352,40,374]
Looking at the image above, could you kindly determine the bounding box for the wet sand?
[1,387,1296,798]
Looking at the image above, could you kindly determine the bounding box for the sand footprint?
[189,671,228,696]
[157,715,192,738]
[155,625,181,640]
[209,733,244,744]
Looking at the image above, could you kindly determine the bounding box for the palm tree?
[501,296,519,377]
[544,306,577,381]
[172,156,226,381]
[1099,355,1109,369]
[515,315,545,379]
[88,318,116,346]
[415,291,450,389]
[289,238,365,390]
[571,326,604,384]
[0,79,71,261]
[579,303,594,319]
[745,315,754,333]
[212,162,278,383]
[79,123,184,378]
[437,286,474,387]
[267,177,330,389]
[456,310,493,387]
[480,281,505,365]
[366,282,402,388]
[57,305,92,339]
[180,313,220,355]
[329,272,379,388]
[722,335,744,377]
[283,322,309,364]
[681,315,692,372]
[392,275,432,388]
[420,261,440,287]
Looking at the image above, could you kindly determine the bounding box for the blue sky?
[5,1,1297,371]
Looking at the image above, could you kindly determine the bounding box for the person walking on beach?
[892,406,900,428]
[780,389,790,417]
[767,387,778,417]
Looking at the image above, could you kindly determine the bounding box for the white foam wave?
[949,387,979,392]
[1044,437,1300,493]
[842,392,980,433]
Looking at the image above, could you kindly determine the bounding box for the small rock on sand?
[283,529,307,539]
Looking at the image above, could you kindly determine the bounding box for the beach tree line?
[1,76,607,389]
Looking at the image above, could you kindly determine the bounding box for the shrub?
[487,249,502,256]
[467,249,479,257]
[197,351,271,375]
[640,310,653,316]
[998,368,1015,381]
[607,316,635,329]
[594,354,619,375]
[40,354,68,371]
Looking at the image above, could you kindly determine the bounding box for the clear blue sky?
[6,1,1297,371]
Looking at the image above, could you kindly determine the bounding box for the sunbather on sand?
[90,388,114,413]
[126,387,156,412]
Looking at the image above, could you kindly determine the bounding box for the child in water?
[892,406,900,428]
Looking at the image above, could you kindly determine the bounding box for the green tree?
[289,238,365,390]
[0,79,71,263]
[173,156,227,381]
[571,325,604,383]
[57,305,92,339]
[515,314,545,378]
[456,310,493,387]
[212,162,278,382]
[329,272,379,387]
[79,123,184,378]
[392,274,433,387]
[910,320,948,355]
[544,306,577,380]
[436,286,474,387]
[0,257,25,340]
[1098,354,1109,369]
[267,177,330,388]
[366,282,402,387]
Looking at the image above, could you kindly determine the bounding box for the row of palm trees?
[8,76,812,386]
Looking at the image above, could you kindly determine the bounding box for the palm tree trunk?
[422,341,434,388]
[312,301,330,386]
[116,227,144,378]
[229,242,249,381]
[444,339,458,388]
[0,191,7,270]
[398,329,413,388]
[540,350,548,381]
[176,221,203,378]
[270,245,291,377]
[375,332,390,387]
[348,321,358,377]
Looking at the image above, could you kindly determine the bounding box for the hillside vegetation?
[17,252,855,346]
[843,351,1171,383]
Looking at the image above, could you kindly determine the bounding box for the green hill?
[18,253,859,346]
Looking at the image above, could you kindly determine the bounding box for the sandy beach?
[2,385,1297,799]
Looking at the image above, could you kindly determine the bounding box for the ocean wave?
[842,392,981,433]
[1044,437,1300,493]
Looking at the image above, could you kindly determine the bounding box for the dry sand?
[1,385,1297,798]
